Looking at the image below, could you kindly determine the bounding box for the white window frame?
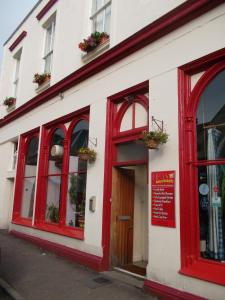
[13,48,22,98]
[43,19,55,73]
[90,0,111,34]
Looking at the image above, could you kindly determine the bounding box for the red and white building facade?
[1,0,225,299]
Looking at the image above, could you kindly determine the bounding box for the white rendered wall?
[0,3,225,299]
[0,142,16,228]
[0,0,186,117]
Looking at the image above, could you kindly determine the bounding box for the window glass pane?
[117,142,148,162]
[120,105,132,132]
[198,165,225,261]
[44,53,52,73]
[66,173,86,228]
[196,70,225,160]
[45,23,54,54]
[135,103,148,128]
[48,128,64,174]
[24,137,39,177]
[95,11,104,32]
[104,5,111,34]
[21,177,36,218]
[93,0,103,12]
[45,176,61,223]
[69,120,89,173]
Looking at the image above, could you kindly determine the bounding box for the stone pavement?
[0,230,159,300]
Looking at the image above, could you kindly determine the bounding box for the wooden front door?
[110,167,135,267]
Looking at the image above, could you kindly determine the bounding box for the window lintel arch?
[114,94,148,134]
[187,61,225,118]
[66,115,89,140]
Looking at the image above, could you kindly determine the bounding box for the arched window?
[115,95,148,133]
[66,120,89,228]
[13,131,40,225]
[45,128,65,223]
[180,57,225,286]
[21,136,39,218]
[196,70,225,262]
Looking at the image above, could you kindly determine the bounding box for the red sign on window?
[151,171,176,227]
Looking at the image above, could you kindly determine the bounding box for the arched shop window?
[21,136,39,218]
[180,57,225,286]
[66,120,89,228]
[196,70,225,262]
[35,113,89,239]
[12,131,39,224]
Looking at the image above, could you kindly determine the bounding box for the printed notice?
[151,171,176,227]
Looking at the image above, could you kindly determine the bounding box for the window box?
[81,38,110,63]
[35,78,51,94]
[3,97,16,113]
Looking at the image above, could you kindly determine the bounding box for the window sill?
[34,222,84,240]
[12,218,32,228]
[180,258,225,286]
[6,105,16,113]
[12,218,84,240]
[81,39,110,63]
[35,79,50,94]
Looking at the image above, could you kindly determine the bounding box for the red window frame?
[13,108,89,240]
[12,128,40,227]
[179,48,225,286]
[35,112,89,240]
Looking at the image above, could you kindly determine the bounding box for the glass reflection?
[21,178,36,218]
[198,165,225,261]
[45,176,61,223]
[48,128,64,174]
[196,70,225,160]
[66,174,87,228]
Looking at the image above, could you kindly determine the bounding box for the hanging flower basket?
[142,130,168,149]
[144,139,160,149]
[78,147,96,162]
[78,32,109,53]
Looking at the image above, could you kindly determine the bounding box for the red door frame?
[179,47,225,286]
[101,81,149,270]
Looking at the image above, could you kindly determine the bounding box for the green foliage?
[3,97,16,107]
[69,174,78,205]
[33,73,51,85]
[142,130,168,145]
[47,203,59,223]
[78,31,109,53]
[78,147,96,160]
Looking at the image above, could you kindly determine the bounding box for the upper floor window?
[90,0,111,34]
[13,48,22,98]
[43,18,55,73]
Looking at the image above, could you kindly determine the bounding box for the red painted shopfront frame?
[12,128,40,227]
[101,81,149,270]
[12,107,89,240]
[178,47,225,286]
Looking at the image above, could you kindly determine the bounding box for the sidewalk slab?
[0,230,159,300]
